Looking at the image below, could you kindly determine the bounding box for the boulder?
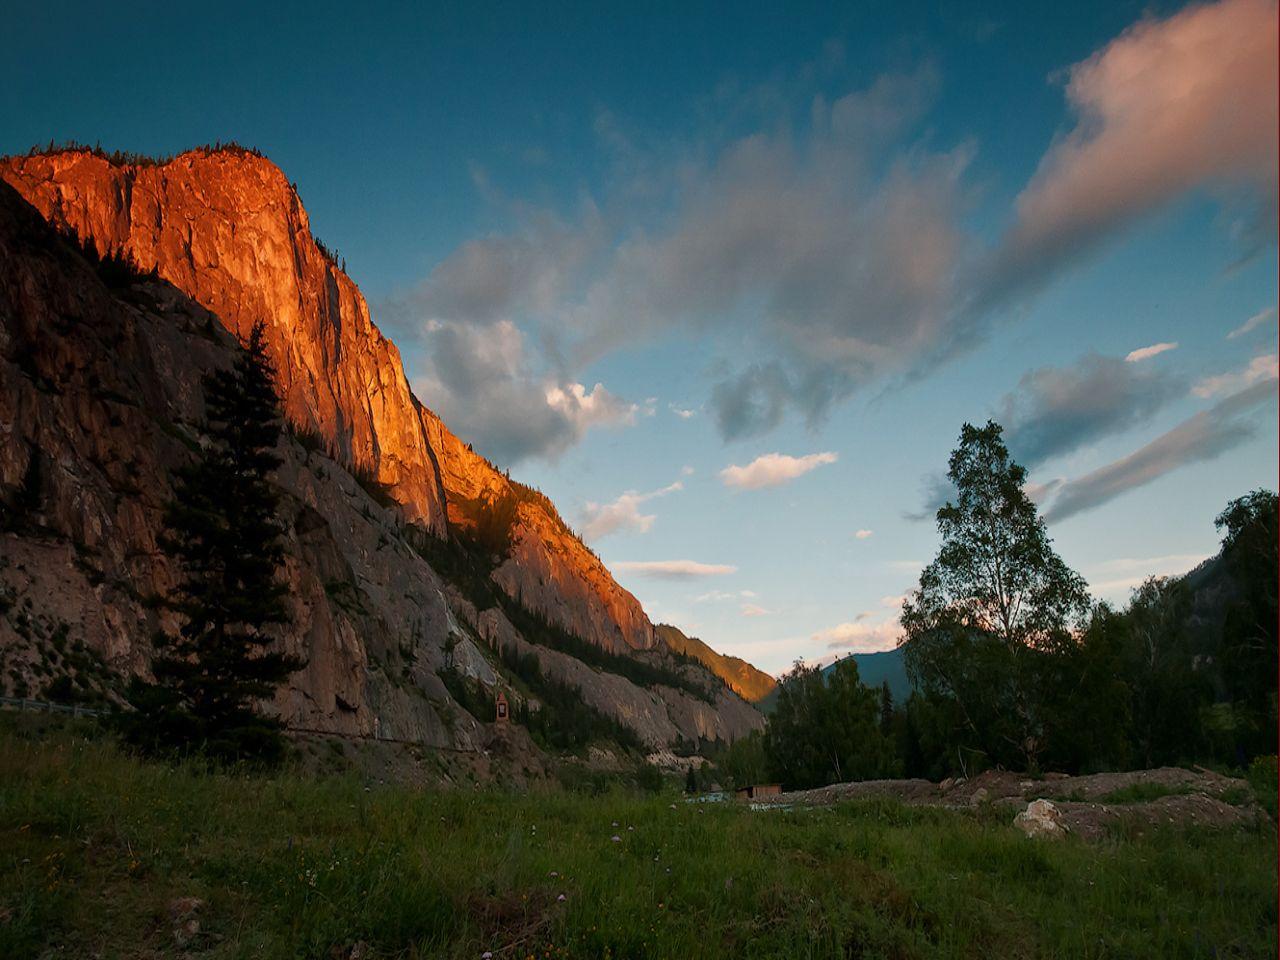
[1014,798,1068,839]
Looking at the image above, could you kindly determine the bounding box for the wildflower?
[557,893,567,902]
[482,953,493,959]
[549,870,559,878]
[611,835,621,843]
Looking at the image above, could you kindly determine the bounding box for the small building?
[734,783,782,800]
[494,691,510,724]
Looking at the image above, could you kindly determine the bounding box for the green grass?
[1095,783,1194,804]
[1,720,1275,960]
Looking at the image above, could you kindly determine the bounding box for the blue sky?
[5,0,1276,673]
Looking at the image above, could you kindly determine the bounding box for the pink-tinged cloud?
[579,481,682,540]
[1125,342,1178,363]
[854,529,874,539]
[812,616,903,654]
[613,559,737,579]
[985,0,1278,307]
[741,603,774,617]
[720,451,838,489]
[1193,353,1279,398]
[1228,306,1277,339]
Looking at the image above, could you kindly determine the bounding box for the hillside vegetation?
[2,717,1276,960]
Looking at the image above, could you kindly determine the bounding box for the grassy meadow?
[1,717,1275,960]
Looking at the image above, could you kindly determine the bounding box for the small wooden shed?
[734,783,782,800]
[494,691,510,724]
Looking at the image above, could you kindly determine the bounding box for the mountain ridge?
[0,146,766,755]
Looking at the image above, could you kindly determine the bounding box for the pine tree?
[124,321,302,764]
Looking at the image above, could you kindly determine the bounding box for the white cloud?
[812,617,903,654]
[545,381,638,430]
[1125,342,1178,363]
[741,603,774,617]
[1228,306,1277,339]
[1192,353,1279,398]
[694,588,756,603]
[880,594,907,609]
[670,405,696,419]
[680,465,696,476]
[613,560,738,579]
[854,529,874,539]
[579,481,683,540]
[720,451,838,490]
[404,318,638,465]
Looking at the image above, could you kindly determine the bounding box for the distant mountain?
[755,647,912,714]
[655,624,777,702]
[829,648,912,703]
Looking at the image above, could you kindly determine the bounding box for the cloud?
[1125,342,1179,363]
[579,481,683,540]
[1042,378,1278,523]
[854,529,874,539]
[680,465,696,476]
[669,405,696,420]
[980,0,1279,310]
[741,603,774,617]
[887,560,925,573]
[410,207,604,324]
[720,451,838,489]
[813,617,903,654]
[1000,352,1182,467]
[1192,353,1279,398]
[545,381,638,431]
[551,63,975,440]
[401,317,637,465]
[695,589,756,603]
[613,560,738,579]
[1086,553,1213,603]
[394,2,1276,455]
[1228,306,1277,339]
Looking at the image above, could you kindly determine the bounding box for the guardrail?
[0,695,104,718]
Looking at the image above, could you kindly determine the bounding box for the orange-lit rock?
[1,148,655,653]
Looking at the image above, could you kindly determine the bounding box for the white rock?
[1014,798,1068,839]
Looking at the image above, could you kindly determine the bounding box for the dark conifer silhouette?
[124,321,302,763]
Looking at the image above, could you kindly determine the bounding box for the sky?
[5,0,1277,675]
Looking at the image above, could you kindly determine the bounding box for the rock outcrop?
[0,148,767,753]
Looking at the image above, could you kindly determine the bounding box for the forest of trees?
[723,422,1278,791]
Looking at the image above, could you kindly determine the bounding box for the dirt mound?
[750,766,1264,838]
[1047,793,1262,842]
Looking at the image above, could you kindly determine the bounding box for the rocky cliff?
[0,148,766,754]
[0,147,653,655]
